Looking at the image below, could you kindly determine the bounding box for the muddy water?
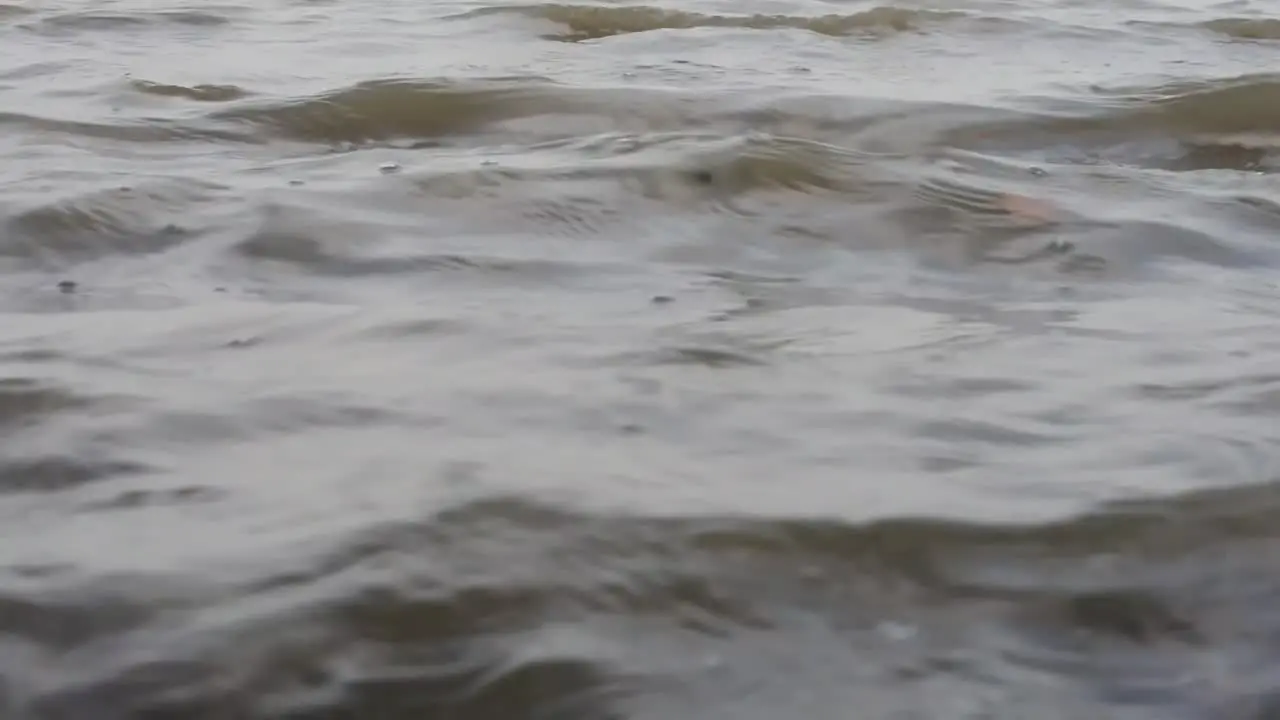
[3,0,1280,717]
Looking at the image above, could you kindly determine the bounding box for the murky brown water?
[3,0,1280,717]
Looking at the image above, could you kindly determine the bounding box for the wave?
[1102,74,1280,136]
[128,79,252,103]
[941,73,1280,174]
[198,77,957,147]
[4,73,1278,285]
[230,198,620,280]
[0,456,152,494]
[1199,17,1280,41]
[27,70,1280,162]
[455,3,966,41]
[13,69,1278,163]
[30,8,237,32]
[0,110,250,144]
[9,482,1280,718]
[207,77,586,144]
[0,179,229,265]
[0,376,150,494]
[0,3,32,20]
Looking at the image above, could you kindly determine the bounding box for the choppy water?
[3,0,1280,717]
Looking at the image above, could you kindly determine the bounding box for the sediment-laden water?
[2,0,1280,717]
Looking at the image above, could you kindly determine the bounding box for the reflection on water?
[2,0,1280,716]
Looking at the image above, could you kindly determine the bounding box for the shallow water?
[3,0,1280,717]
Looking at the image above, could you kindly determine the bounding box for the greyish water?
[2,0,1280,717]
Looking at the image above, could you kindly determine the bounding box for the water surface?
[3,0,1280,717]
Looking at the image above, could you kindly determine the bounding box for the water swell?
[15,5,245,33]
[10,71,1279,164]
[1198,17,1280,41]
[0,179,230,265]
[454,3,967,41]
[5,484,1280,718]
